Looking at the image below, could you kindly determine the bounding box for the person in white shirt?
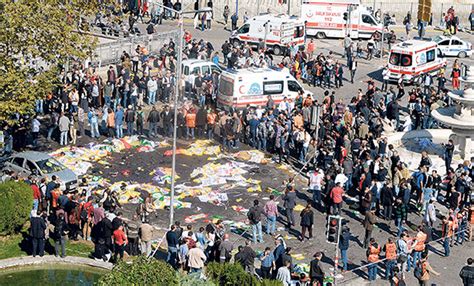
[32,116,41,147]
[276,261,292,286]
[278,97,289,113]
[147,77,158,105]
[308,168,324,206]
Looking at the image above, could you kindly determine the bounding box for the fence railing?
[93,30,179,66]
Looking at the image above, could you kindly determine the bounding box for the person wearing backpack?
[248,199,264,244]
[415,252,439,285]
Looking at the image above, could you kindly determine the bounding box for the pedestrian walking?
[247,199,264,244]
[282,186,297,230]
[299,203,314,241]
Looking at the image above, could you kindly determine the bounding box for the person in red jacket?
[113,225,128,261]
[330,182,345,215]
[31,178,41,211]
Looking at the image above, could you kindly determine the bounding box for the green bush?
[97,256,179,286]
[261,279,283,286]
[178,272,215,286]
[205,262,260,286]
[0,181,33,235]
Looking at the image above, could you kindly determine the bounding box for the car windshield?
[432,36,443,43]
[36,158,65,174]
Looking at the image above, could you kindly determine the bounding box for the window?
[218,77,234,97]
[362,15,376,25]
[451,40,463,45]
[192,67,200,75]
[202,65,210,76]
[426,49,436,62]
[237,24,250,34]
[36,158,65,174]
[294,26,304,38]
[183,66,190,76]
[389,52,412,67]
[12,157,24,168]
[287,80,302,92]
[438,40,450,46]
[263,81,284,95]
[26,160,38,173]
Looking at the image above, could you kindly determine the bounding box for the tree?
[0,181,33,235]
[97,256,179,286]
[0,0,105,124]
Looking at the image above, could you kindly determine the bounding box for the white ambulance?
[229,14,306,55]
[217,68,311,110]
[387,40,447,83]
[301,0,383,39]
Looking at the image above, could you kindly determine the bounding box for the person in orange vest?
[409,226,427,272]
[383,237,398,279]
[185,108,197,139]
[415,252,440,285]
[206,108,217,140]
[442,215,454,257]
[366,238,381,281]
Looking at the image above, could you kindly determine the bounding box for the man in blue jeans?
[166,225,179,268]
[264,195,278,235]
[308,168,324,207]
[248,199,264,243]
[339,225,351,272]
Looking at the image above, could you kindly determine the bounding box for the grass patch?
[0,233,94,260]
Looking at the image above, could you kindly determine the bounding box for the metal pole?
[381,7,385,58]
[288,0,291,15]
[333,217,342,286]
[263,21,269,49]
[236,0,238,17]
[257,0,260,15]
[169,13,184,228]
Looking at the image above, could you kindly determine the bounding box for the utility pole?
[236,0,238,17]
[287,0,291,15]
[380,7,385,58]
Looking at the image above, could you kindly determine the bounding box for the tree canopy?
[0,0,105,124]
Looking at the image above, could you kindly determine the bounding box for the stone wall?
[200,0,473,27]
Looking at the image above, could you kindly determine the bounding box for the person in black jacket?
[459,258,474,286]
[160,105,173,137]
[339,226,351,272]
[53,212,69,258]
[299,204,314,241]
[101,215,113,252]
[196,107,207,138]
[166,225,179,269]
[30,210,47,257]
[147,106,160,137]
[310,252,325,285]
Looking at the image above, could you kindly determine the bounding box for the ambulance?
[301,0,383,39]
[387,40,447,83]
[229,14,306,55]
[217,68,311,110]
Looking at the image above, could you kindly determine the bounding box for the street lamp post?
[153,1,210,228]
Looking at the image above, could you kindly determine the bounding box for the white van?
[387,40,446,83]
[217,68,311,110]
[181,59,222,78]
[301,0,383,39]
[230,14,306,55]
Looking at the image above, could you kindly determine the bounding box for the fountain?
[432,66,474,159]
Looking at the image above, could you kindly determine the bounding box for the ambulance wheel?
[316,32,326,39]
[273,45,282,56]
[458,51,467,58]
[232,39,241,48]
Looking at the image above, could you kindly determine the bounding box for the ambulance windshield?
[389,52,412,67]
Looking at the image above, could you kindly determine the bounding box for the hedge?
[0,181,33,235]
[97,256,179,286]
[206,262,282,286]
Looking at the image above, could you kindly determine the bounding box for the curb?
[0,255,113,271]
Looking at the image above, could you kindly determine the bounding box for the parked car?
[433,35,472,58]
[3,151,77,191]
[182,59,221,79]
